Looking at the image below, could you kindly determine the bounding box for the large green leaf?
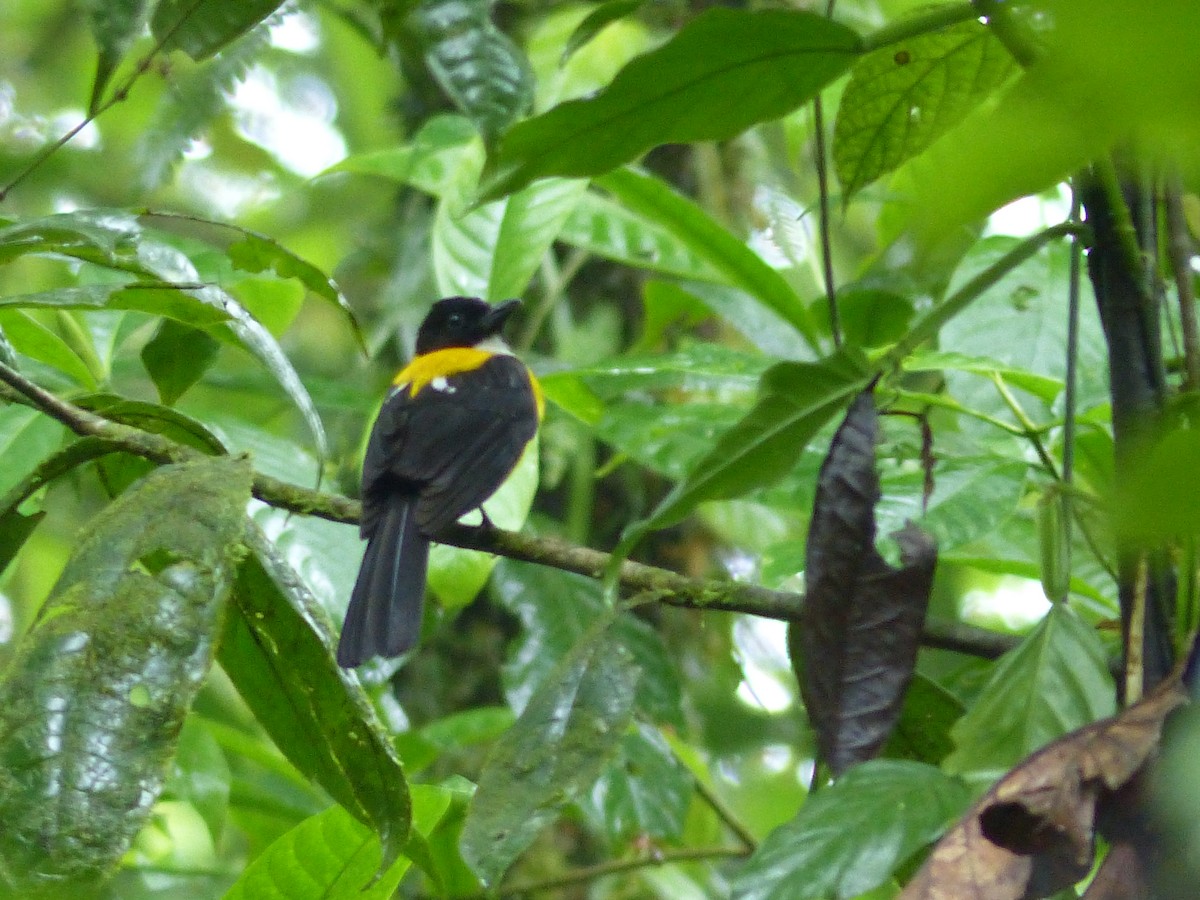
[577,724,692,842]
[0,457,249,889]
[833,19,1017,198]
[0,212,329,457]
[460,622,640,886]
[481,8,861,198]
[731,760,970,900]
[0,309,97,386]
[223,526,411,868]
[596,168,819,349]
[490,558,683,727]
[558,191,723,281]
[151,0,284,61]
[412,0,534,142]
[943,603,1115,783]
[222,805,408,900]
[623,348,871,542]
[432,179,586,300]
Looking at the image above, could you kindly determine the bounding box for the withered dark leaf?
[796,387,938,774]
[900,675,1187,900]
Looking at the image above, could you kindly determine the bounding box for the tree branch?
[0,358,1020,660]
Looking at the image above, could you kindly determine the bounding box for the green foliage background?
[1,0,1198,896]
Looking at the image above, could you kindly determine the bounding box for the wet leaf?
[733,760,970,900]
[834,19,1016,198]
[481,8,860,198]
[622,348,870,546]
[0,457,249,889]
[795,388,937,773]
[224,527,411,871]
[412,0,534,142]
[901,676,1186,899]
[152,0,283,61]
[460,622,639,886]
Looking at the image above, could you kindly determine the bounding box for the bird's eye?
[447,313,463,326]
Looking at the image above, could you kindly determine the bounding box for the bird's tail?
[337,497,430,667]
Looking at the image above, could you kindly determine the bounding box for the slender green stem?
[694,773,757,851]
[0,0,210,202]
[1165,174,1200,391]
[989,372,1059,478]
[971,0,1040,66]
[1062,186,1083,591]
[812,96,840,348]
[884,222,1083,367]
[494,845,750,897]
[861,2,979,53]
[54,311,106,388]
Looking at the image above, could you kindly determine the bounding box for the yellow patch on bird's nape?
[392,347,492,396]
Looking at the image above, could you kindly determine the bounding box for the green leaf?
[432,179,586,300]
[0,310,93,386]
[0,511,44,575]
[141,319,221,405]
[578,724,692,841]
[625,348,871,541]
[223,526,411,867]
[460,622,640,886]
[481,8,861,198]
[223,805,408,900]
[164,718,232,846]
[731,760,971,900]
[0,285,232,326]
[943,603,1116,783]
[86,0,153,113]
[0,457,249,888]
[151,0,284,61]
[490,559,683,726]
[412,0,534,142]
[833,20,1017,198]
[558,191,723,281]
[327,114,480,197]
[879,457,1028,553]
[882,673,965,765]
[560,0,644,65]
[225,230,360,339]
[596,168,820,349]
[0,405,66,499]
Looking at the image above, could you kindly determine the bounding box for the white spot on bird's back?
[431,376,456,393]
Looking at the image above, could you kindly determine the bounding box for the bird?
[337,296,542,667]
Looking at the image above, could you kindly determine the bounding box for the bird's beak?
[485,298,521,333]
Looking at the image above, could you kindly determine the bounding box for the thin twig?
[693,775,757,852]
[1165,174,1200,391]
[812,97,839,348]
[1062,185,1083,591]
[495,845,750,897]
[0,0,210,202]
[813,0,840,347]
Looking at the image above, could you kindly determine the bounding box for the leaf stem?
[494,845,750,897]
[884,222,1084,367]
[693,775,757,851]
[860,3,980,54]
[1165,174,1200,391]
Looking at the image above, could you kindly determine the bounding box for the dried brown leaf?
[797,387,937,773]
[901,676,1187,900]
